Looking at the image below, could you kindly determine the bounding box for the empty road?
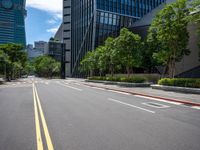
[0,77,200,150]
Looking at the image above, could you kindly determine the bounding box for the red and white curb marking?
[83,83,200,110]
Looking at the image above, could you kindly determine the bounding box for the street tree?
[34,56,60,78]
[0,44,27,81]
[0,50,9,78]
[140,39,160,73]
[115,28,142,77]
[80,50,98,76]
[100,37,121,76]
[148,0,190,78]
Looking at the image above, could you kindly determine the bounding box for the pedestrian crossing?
[0,78,51,88]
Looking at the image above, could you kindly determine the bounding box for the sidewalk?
[81,81,200,106]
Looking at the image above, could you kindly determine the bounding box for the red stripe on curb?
[83,83,200,107]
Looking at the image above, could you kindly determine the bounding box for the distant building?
[26,44,33,50]
[54,23,63,42]
[48,39,65,62]
[27,41,48,60]
[47,37,66,78]
[0,0,26,46]
[27,45,43,60]
[34,41,48,52]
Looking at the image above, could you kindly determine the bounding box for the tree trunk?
[90,70,93,77]
[110,64,114,77]
[126,66,131,78]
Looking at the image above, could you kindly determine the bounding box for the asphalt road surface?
[0,77,200,150]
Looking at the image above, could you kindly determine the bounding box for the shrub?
[158,78,200,88]
[88,76,146,83]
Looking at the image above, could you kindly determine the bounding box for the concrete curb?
[151,85,200,94]
[85,80,150,87]
[83,83,200,107]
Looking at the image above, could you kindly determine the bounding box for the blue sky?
[26,0,62,45]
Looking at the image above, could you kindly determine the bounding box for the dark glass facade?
[0,0,26,46]
[71,0,165,77]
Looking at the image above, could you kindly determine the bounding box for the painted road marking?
[32,84,43,150]
[90,86,106,91]
[58,82,83,91]
[0,85,31,88]
[34,84,54,150]
[142,102,170,108]
[33,83,54,150]
[108,98,155,113]
[191,106,200,110]
[134,95,182,105]
[107,89,131,95]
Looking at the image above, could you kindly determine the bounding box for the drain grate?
[142,102,170,108]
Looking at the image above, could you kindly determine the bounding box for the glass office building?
[67,0,166,77]
[0,0,26,46]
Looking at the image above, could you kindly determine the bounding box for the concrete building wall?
[176,24,200,76]
[34,41,47,52]
[63,0,71,77]
[54,23,63,42]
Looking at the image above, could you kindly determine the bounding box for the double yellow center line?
[32,83,54,150]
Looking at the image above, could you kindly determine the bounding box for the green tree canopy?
[80,50,98,76]
[33,56,60,78]
[115,28,142,76]
[0,43,27,80]
[148,0,190,78]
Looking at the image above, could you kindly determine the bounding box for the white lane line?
[134,95,182,105]
[191,106,200,110]
[108,98,155,113]
[107,90,131,95]
[58,82,83,91]
[45,82,49,85]
[142,102,170,108]
[0,85,31,88]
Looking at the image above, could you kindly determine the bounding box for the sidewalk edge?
[83,83,200,107]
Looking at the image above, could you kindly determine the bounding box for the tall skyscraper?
[63,0,166,77]
[0,0,26,46]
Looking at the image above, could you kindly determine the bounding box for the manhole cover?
[142,102,170,108]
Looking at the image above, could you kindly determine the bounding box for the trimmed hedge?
[158,78,200,88]
[88,76,146,83]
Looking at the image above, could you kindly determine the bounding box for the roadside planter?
[151,84,200,94]
[85,79,151,87]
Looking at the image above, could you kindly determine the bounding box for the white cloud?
[26,0,62,19]
[47,19,57,24]
[46,26,59,34]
